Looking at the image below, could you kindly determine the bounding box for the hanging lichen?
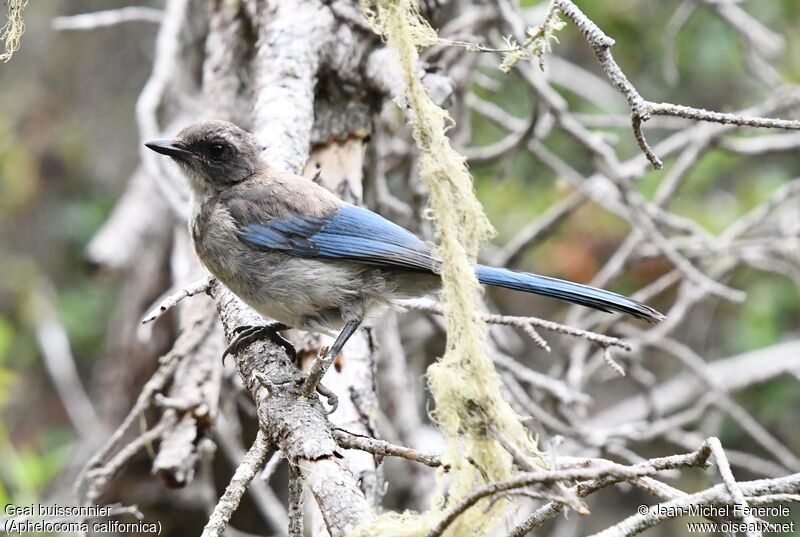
[1,0,27,62]
[499,1,564,72]
[353,1,546,535]
[438,1,565,73]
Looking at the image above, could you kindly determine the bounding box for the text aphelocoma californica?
[146,120,663,370]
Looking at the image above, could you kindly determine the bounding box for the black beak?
[144,139,194,160]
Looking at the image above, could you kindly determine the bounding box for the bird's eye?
[209,143,226,159]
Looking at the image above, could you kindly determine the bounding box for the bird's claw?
[232,324,255,336]
[222,322,294,363]
[316,382,338,414]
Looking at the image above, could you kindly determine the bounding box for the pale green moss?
[354,1,546,535]
[500,1,565,72]
[1,0,27,62]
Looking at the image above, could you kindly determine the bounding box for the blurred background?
[1,0,799,535]
[0,0,164,509]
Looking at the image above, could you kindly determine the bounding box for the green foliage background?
[0,0,158,510]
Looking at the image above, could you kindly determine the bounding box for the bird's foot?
[222,322,294,363]
[315,382,338,415]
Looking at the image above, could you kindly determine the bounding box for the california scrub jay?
[146,120,663,371]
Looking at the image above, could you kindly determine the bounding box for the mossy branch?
[355,1,547,535]
[438,0,564,72]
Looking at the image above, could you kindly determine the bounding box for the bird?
[145,120,663,396]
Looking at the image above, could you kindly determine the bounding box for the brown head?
[145,120,265,192]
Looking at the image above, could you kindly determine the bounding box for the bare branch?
[141,275,214,325]
[430,440,718,537]
[706,437,761,537]
[201,430,270,537]
[492,190,586,267]
[590,472,800,537]
[333,428,444,469]
[76,307,217,502]
[29,282,100,439]
[552,0,800,169]
[52,7,162,31]
[400,297,632,351]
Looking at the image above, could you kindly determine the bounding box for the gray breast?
[188,198,425,332]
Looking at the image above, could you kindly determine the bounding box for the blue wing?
[239,204,436,272]
[237,203,664,322]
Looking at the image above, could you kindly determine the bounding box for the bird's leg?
[302,319,361,411]
[222,321,294,363]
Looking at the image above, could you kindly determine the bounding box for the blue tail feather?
[476,265,664,323]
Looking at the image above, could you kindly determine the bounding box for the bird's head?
[145,120,264,192]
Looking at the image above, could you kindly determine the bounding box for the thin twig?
[706,437,761,537]
[508,439,716,535]
[30,284,100,439]
[141,275,214,324]
[553,0,800,169]
[52,7,163,31]
[201,430,271,537]
[589,472,800,537]
[261,451,285,482]
[427,444,714,537]
[333,428,444,469]
[399,298,631,351]
[84,419,173,503]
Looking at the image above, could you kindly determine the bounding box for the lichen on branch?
[355,1,545,535]
[499,1,564,72]
[437,0,565,72]
[1,0,27,62]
